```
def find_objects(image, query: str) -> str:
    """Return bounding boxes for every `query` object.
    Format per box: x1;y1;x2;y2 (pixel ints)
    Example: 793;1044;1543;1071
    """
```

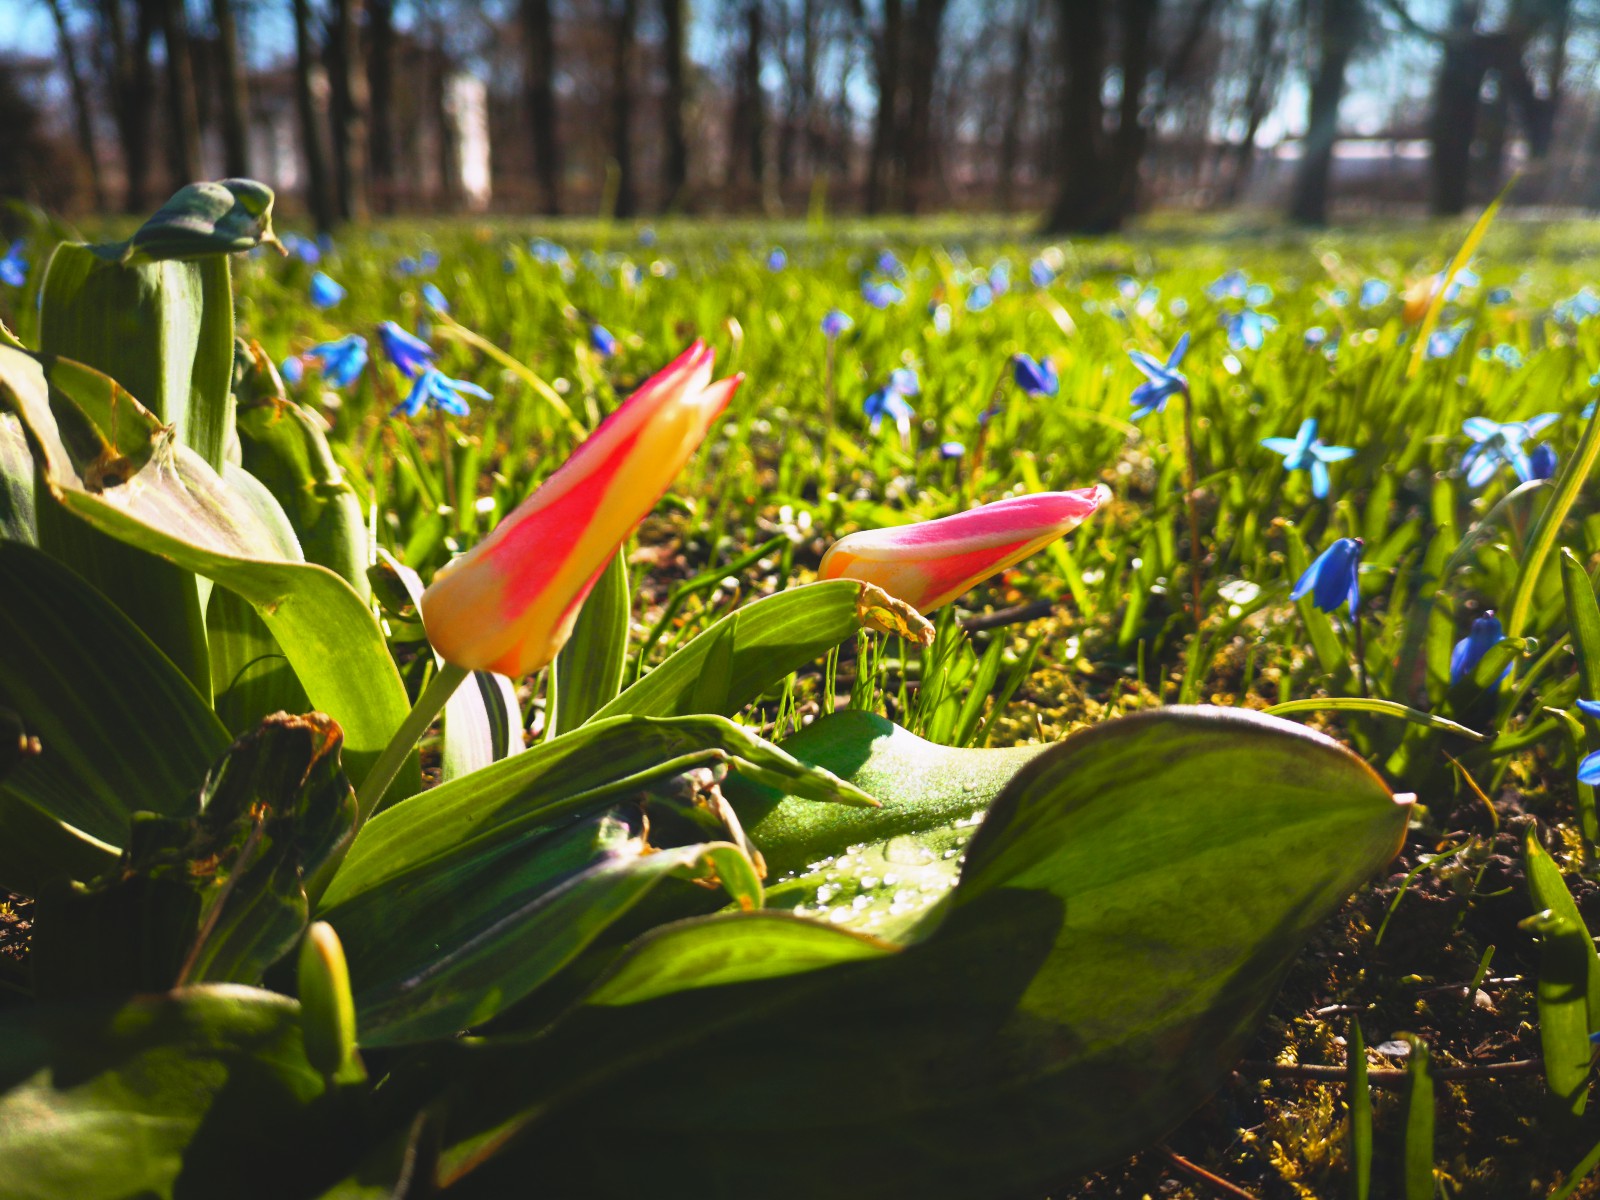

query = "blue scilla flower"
989;260;1011;296
1206;270;1248;301
1460;413;1560;488
393;367;492;419
822;309;853;338
1012;353;1059;398
939;440;965;459
0;241;25;287
1261;417;1356;500
877;250;907;281
378;320;436;379
1115;274;1141;300
1029;258;1056;288
1245;282;1274;307
638;227;658;247
283;233;321;265
965;283;994;312
1225;308;1276;351
1427;319;1472;360
1490;343;1523;368
1291;537;1363;615
862;278;905;309
304;334;369;389
1128;332;1190;421
1487;286;1513;305
1451;612;1508;690
931;303;952;335
589;324;619;357
421;282;450;313
1305;326;1328;346
279;355;305;386
863;386;915;441
887;367;919;397
1359;279;1391;308
1528;442;1559;480
1556;288;1600;325
529;237;569;265
1326;288;1350;309
310;271;346;309
767;247;788;271
1577;700;1600;783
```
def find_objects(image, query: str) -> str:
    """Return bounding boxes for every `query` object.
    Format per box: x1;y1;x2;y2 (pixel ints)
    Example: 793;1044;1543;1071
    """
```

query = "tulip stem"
355;660;470;818
1181;385;1204;628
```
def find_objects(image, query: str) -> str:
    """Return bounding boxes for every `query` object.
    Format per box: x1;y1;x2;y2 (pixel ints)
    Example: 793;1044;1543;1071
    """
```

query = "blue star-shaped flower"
767;247;788;271
377;320;437;379
1206;270;1248;301
1029;258;1056;288
1460;413;1560;488
1359;279;1391;308
1427;319;1473;360
1450;612;1507;691
304;334;369;389
1578;700;1600;783
862;278;905;309
1012;353;1059;398
0;242;26;288
421;283;450;313
589;324;619;357
821;309;853;338
1291;537;1363;615
1225;307;1277;351
1261;417;1356;499
309;271;346;309
1128;332;1190;421
393;367;492;418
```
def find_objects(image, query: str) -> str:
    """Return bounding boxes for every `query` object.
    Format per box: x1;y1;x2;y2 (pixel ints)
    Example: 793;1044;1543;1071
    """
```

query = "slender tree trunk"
864;0;902;214
368;0;395;211
292;0;335;231
1225;0;1279;203
211;0;251;176
660;0;689;210
610;0;638;217
522;0;560;214
996;0;1035;212
159;0;203;183
1288;0;1361;226
117;0;159;212
1042;0;1106;232
329;0;370;220
731;1;766;200
902;0;948;213
432;40;458;211
45;0;105;209
1111;0;1158;221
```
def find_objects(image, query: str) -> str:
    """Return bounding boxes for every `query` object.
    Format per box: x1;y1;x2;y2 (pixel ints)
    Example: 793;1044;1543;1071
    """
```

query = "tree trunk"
1110;0;1158;221
329;0;370;220
660;0;689;210
1042;0;1106;233
432;39;457;211
368;0;395;211
730;1;766;201
211;0;251;177
610;0;638;217
1428;3;1486;217
291;0;335;231
522;0;561;214
113;1;159;212
45;0;105;209
996;0;1035;212
1288;0;1360;226
902;0;948;213
159;0;203;184
1225;0;1279;203
864;0;902;214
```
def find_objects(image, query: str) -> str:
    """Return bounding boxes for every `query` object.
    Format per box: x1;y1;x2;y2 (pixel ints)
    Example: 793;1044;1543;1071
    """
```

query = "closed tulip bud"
817;488;1110;614
298;921;361;1082
420;341;740;677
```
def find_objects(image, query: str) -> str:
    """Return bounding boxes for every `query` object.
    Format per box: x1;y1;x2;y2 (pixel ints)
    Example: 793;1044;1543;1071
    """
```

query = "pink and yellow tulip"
421;340;740;677
817;488;1110;614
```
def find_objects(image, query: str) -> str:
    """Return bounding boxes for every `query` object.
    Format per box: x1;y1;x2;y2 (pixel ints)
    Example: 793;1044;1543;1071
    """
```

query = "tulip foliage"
0;183;1417;1198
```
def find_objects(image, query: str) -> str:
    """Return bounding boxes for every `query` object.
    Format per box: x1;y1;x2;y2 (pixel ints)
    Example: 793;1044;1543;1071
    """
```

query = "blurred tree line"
0;0;1595;229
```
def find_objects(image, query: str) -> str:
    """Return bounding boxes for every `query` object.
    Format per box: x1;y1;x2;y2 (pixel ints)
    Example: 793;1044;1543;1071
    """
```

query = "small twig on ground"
960;598;1060;634
1238;1058;1541;1086
1160;1145;1259;1199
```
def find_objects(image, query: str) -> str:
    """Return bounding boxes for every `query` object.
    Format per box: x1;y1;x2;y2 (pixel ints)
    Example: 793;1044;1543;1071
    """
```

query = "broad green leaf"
0;412;34;542
0;540;227;894
235;340;370;600
206;587;311;736
1509;390;1600;638
1522;909;1593;1118
0;985;343;1200
31;713;356;999
428;707;1409;1196
549;546;630;735
594;580;895;722
0;345;417;805
324;810;756;1046
731;710;1046;877
322;713;875;915
121;178;280;263
588;912;896;1007
1525;823;1600;1033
